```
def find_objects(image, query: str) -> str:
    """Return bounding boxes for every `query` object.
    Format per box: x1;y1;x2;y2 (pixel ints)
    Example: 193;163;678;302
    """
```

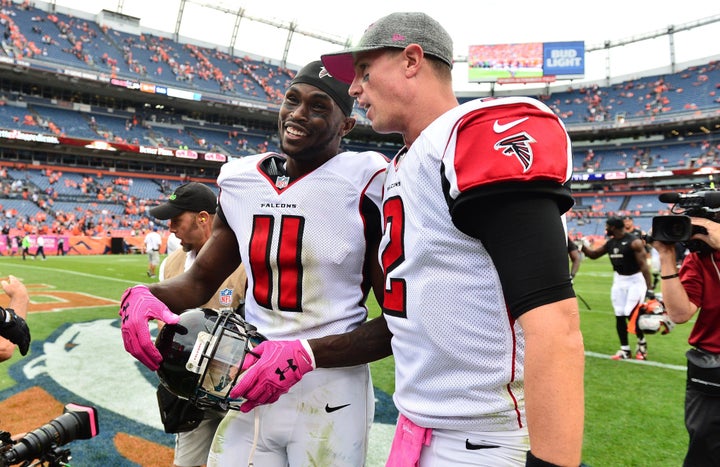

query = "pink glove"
119;285;179;371
230;339;314;412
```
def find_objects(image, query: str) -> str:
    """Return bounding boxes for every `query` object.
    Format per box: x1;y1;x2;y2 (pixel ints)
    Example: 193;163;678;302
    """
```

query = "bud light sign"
543;41;585;78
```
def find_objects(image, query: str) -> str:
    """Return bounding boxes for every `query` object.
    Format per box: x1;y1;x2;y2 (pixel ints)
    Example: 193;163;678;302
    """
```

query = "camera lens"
652;215;692;243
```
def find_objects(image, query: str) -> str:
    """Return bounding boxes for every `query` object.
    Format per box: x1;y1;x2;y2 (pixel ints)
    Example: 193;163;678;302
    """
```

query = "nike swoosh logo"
465;439;499;450
325;403;351;413
493;117;529;133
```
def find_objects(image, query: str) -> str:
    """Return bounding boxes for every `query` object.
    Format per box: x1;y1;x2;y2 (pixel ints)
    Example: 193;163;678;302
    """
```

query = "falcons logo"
493;132;536;172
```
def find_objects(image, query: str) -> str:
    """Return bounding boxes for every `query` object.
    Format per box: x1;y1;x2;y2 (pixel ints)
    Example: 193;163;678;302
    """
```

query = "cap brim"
322;45;404;84
149;203;183;220
321;52;356;84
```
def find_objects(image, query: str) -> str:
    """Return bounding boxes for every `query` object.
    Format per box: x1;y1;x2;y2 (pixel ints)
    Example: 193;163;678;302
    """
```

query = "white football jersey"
218;151;387;340
380;96;573;432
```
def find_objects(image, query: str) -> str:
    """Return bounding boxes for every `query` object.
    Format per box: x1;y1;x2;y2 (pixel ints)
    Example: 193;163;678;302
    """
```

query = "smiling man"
119;60;389;466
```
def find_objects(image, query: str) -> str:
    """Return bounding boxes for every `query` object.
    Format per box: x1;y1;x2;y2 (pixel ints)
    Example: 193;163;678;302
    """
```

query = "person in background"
0;274;31;360
150;181;247;467
166;232;181;256
144;226;162;278
159;231;182;280
649;243;661;290
118;60;388;466
623;216;645;239
21;234;31;261
568;236;582;281
233;13;584;466
10;235;19;257
34;234;46;260
652;215;720;466
582;216;652;359
624;215;658;289
1;223;10;256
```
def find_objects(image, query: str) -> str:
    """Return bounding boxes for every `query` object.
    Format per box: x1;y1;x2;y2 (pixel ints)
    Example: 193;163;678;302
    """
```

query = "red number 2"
381;196;407;317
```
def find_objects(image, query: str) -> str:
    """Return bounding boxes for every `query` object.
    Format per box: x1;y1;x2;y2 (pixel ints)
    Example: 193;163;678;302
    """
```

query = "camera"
650;189;720;252
650;215;699;243
0;403;98;467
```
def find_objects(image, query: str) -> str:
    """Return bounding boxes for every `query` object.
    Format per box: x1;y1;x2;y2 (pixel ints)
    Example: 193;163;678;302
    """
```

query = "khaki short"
174;409;226;466
147;250;160;266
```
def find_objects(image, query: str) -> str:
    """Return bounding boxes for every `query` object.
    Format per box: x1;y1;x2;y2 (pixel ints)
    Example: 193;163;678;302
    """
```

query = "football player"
582;216;652;360
119;60;388;467
233;12;584;467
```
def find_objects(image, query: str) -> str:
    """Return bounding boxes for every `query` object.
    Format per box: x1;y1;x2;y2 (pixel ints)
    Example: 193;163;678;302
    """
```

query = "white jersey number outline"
381;196;407;318
249;214;304;312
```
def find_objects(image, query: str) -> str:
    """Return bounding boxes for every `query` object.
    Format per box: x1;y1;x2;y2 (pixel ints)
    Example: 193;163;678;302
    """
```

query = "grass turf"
0;254;692;466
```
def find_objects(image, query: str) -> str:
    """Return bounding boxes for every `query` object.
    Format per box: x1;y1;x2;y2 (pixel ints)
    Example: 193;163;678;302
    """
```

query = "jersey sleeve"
351;151;387;246
442;98;574;236
353;151;388;213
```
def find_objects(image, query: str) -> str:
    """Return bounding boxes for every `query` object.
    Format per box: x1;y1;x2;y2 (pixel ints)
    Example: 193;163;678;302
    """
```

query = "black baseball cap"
290;60;355;116
321;12;453;84
149;182;217;220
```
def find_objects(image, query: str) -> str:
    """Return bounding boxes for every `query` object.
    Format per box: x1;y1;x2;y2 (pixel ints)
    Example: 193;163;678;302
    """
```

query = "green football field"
0;254;692;466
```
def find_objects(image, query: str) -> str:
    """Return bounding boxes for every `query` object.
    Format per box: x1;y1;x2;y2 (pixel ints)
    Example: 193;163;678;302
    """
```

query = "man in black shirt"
625;215;659;289
582;217;652;359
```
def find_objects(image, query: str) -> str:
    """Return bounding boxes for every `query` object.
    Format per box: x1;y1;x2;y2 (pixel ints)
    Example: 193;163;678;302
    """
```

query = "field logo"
25;283;117;312
0;282;397;466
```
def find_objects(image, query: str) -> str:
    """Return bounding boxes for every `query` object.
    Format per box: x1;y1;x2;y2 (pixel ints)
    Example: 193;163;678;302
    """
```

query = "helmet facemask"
156;308;266;411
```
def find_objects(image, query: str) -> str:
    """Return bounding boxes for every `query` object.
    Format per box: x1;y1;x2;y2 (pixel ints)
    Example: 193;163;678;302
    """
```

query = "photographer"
0;274;31;360
652;216;720;466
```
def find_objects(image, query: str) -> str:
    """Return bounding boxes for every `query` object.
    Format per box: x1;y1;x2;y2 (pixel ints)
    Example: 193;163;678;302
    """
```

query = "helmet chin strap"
247;410;260;466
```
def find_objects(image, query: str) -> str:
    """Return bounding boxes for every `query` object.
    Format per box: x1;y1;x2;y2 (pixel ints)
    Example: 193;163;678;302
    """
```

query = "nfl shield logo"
276;175;290;189
219;288;233;307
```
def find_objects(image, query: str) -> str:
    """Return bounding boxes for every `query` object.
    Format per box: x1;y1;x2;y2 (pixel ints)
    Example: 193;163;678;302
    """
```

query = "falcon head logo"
493;132;536;172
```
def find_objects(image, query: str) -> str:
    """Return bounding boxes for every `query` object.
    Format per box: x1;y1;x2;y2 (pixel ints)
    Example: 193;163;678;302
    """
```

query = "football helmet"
155;307;266;411
634;298;675;335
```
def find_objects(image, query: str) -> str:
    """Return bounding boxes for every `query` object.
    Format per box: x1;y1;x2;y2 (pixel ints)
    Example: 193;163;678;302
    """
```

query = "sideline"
4;260;142;286
585;351;686;371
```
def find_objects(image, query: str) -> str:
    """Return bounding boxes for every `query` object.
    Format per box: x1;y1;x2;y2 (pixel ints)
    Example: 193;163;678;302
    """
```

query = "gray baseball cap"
321;12;453;84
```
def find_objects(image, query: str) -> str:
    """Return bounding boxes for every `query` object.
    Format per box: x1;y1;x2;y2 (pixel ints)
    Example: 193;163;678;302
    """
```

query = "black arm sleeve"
455;192;576;319
361;193;382;246
216;203;228;225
